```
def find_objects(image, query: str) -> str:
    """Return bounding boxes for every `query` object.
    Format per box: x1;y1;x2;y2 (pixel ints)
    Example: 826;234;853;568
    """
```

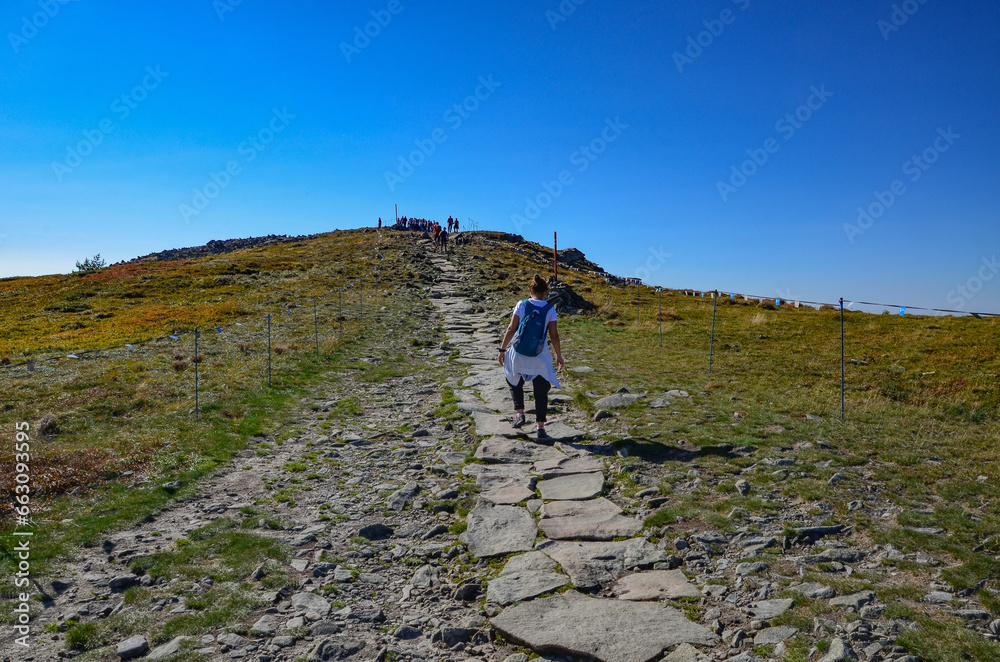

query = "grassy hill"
2;228;999;661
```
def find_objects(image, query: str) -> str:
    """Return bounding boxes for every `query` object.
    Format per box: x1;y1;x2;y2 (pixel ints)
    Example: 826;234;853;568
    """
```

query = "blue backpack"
513;300;553;357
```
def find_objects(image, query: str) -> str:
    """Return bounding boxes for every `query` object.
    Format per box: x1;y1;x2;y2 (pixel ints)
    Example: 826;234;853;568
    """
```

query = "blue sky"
2;0;998;314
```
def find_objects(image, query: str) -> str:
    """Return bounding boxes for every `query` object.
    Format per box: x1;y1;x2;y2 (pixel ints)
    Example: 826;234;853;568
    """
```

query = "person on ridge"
498;275;564;440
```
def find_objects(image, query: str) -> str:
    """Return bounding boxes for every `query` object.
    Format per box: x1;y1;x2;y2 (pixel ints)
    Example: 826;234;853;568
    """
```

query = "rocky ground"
5;240;999;662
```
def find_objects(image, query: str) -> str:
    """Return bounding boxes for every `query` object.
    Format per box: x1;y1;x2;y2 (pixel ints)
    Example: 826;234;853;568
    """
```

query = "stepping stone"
537;472;604;500
472;412;526;438
458;401;499;415
461;501;537;558
487;554;570;605
502;551;558;573
754;626;798;645
595;393;644;409
648;399;671;409
829;590;875;609
539;421;586;441
481;480;536;505
534;455;604;478
491;590;716;662
539;512;642;541
664;643;712;662
291;592;331;616
475;436;566;464
568;366;594;373
748;598;793;620
540;539;666;590
463;464;532;490
540;497;621;519
791;582;836;599
612;570;702;601
487;568;570;605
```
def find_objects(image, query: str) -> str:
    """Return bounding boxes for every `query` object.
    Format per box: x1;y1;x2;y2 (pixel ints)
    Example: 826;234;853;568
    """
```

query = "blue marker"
169;335;179;340
899;306;906;316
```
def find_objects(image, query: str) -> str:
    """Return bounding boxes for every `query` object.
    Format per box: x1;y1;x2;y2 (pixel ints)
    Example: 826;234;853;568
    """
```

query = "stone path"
11;238;991;662
428;249;717;662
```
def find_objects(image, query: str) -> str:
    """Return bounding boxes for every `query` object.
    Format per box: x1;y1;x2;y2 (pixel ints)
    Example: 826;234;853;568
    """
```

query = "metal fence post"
194;329;200;418
840;298;846;420
709;290;718;377
658;288;663;347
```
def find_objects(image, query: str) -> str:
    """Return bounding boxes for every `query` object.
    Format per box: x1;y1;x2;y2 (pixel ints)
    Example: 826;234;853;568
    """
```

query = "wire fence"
473;234;999;420
0;229;397;423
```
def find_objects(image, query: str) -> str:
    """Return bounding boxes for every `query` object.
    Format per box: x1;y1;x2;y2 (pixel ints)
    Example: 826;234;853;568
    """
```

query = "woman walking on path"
498;275;564;440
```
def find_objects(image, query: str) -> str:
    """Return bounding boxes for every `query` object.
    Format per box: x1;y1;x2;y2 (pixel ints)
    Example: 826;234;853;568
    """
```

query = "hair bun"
530;274;549;295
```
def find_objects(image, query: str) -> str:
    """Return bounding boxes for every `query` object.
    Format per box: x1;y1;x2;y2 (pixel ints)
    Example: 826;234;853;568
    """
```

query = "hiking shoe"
512;413;526;429
535;425;549;440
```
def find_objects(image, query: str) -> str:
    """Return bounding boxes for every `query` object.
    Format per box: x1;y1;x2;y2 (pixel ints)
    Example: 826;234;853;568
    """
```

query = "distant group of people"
389;215;460;234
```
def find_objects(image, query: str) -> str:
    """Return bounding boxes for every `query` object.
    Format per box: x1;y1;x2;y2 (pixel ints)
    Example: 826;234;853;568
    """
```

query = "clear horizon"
2;0;998;315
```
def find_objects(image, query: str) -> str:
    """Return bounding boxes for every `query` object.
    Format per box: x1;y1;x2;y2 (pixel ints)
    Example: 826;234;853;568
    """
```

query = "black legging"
507;376;551;422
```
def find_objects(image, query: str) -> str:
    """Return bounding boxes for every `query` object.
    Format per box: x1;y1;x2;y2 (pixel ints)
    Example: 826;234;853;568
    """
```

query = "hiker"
440;228;448;253
454;218;459;232
377;217;382;229
498;275;564;440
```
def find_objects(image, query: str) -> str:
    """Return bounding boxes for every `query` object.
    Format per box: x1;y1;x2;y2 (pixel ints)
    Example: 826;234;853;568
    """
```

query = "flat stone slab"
540;513;643;541
502;551;557;573
458;401;499;415
534;455;604;478
540;497;621;519
463;464;533;490
291;591;331;616
664;643;712;662
568;366;594;373
473;412;525;438
491;590;716;662
612;570;702;601
748;598;793;620
754;626;798;645
487;568;570;606
476;436;566;464
540;539;666;590
537;472;604;500
791;582;836;599
462;501;537;558
541;421;586;441
481;480;537;505
595;393;644;409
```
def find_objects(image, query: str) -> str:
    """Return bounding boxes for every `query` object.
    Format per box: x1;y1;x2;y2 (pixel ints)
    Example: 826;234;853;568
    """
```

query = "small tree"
74;254;106;275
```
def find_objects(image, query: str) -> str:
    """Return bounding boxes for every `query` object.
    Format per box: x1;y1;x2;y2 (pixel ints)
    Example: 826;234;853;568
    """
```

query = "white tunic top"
503;298;561;388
